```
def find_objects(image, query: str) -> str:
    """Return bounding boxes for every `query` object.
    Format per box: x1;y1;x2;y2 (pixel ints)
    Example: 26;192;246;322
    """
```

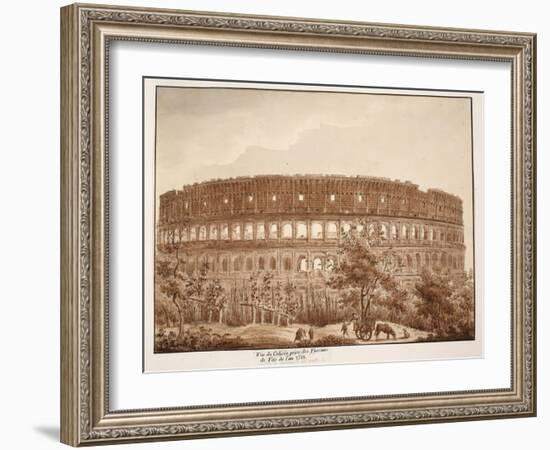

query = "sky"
155;85;474;269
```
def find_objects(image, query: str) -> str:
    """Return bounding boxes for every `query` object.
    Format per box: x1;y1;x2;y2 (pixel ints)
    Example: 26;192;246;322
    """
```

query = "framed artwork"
60;3;536;446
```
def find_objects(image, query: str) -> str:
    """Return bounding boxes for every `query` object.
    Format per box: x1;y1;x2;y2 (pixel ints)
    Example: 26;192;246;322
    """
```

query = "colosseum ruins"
157;175;466;288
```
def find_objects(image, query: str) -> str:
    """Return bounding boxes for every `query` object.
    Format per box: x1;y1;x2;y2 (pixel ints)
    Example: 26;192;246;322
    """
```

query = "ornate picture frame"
60;3;536;446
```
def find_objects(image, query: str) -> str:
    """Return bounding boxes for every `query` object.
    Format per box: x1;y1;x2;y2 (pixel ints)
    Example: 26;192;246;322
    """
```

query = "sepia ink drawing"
147;80;478;366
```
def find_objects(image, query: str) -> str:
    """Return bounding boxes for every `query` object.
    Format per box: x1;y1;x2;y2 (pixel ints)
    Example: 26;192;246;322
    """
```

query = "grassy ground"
159;321;429;351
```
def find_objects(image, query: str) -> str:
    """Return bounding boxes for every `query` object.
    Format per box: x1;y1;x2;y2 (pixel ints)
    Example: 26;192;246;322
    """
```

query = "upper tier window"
312;222;323;239
269;223;278;239
282;223;292;239
296;222;307;239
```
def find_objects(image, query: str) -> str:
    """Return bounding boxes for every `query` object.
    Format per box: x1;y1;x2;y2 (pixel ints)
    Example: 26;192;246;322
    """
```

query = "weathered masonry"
157;175;465;285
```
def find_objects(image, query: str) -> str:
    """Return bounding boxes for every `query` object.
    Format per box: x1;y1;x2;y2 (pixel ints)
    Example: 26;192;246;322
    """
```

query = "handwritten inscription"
255;348;329;365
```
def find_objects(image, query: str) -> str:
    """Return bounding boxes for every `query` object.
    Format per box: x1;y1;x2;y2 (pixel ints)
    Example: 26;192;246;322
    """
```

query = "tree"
447;272;475;338
281;280;299;325
381;288;408;323
204;278;227;323
328;221;399;321
156;250;188;338
156;247;223;337
414;269;455;336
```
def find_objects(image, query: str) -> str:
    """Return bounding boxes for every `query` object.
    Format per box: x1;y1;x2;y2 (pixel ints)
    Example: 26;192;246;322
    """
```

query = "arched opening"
209;225;217;240
190;226;197;241
208;256;216;272
296;222;307;239
256;223;265;239
269;223;278;239
311;222;323;239
402;225;409;239
368;223;375;237
245;257;253;271
283;256;292;271
282;223;293;239
327;222;338;239
269;256;277;271
416;253;421;268
407;254;413;270
232;224;241;240
391;224;398;240
221;257;228;272
313;257;323;271
220;224;229;240
297;256;308;272
258;256;265;271
341;222;351;235
326;257;336;272
199;225;207;241
379;224;388;240
233;257;242;272
244;223;253;240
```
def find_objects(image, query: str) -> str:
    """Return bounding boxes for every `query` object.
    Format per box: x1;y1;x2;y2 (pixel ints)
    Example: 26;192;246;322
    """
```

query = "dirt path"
164;321;429;347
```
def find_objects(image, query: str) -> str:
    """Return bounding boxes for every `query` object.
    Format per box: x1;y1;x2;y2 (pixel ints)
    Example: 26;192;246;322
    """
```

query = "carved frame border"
60;3;536;446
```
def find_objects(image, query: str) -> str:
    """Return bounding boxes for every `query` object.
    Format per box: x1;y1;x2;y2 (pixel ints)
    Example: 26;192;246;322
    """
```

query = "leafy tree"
204;278;227;323
156;250;188;337
258;272;274;324
246;272;261;324
156;248;225;336
447;272;475;338
281;280;299;325
381;288;409;323
328;221;399;321
414;269;455;336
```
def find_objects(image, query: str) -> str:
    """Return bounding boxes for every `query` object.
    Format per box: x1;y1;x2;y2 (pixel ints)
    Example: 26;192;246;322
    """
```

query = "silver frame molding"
60;3;536;446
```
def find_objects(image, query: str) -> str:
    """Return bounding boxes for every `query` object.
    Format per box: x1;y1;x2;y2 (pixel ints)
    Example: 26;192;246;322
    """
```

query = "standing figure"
402;328;410;339
350;312;359;334
341;321;349;337
308;327;315;341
